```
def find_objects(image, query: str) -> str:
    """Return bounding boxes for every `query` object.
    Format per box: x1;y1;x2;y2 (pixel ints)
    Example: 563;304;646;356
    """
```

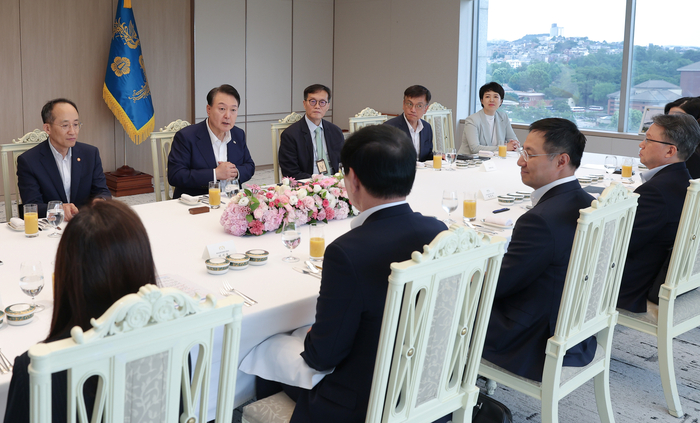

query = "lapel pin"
77;158;81;162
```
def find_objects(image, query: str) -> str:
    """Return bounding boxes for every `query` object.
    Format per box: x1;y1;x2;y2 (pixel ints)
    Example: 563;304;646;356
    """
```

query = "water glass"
47;201;64;238
19;260;45;311
441;191;458;224
281;221;301;263
223;178;240;199
445;148;457;170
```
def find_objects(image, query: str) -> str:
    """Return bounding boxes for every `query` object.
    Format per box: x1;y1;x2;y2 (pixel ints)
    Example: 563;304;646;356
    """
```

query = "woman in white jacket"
458;82;519;155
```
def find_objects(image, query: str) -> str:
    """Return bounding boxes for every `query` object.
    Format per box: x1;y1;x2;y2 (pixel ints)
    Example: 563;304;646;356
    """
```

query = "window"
473;0;700;134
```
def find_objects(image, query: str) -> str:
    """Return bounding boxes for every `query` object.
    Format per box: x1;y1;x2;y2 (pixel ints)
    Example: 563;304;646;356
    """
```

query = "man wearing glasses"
384;85;433;162
278;84;344;180
617;113;700;311
482;118;597;381
17;98;111;221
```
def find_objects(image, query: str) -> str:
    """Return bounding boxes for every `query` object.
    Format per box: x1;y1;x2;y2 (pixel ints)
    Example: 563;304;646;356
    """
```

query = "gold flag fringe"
103;83;154;145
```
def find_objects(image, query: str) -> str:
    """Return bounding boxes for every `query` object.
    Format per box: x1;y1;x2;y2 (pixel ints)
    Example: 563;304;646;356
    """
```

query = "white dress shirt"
350;200;408;229
48;140;72;202
206;118;232;181
403;115;424;157
531;175;577;207
640;163;671;183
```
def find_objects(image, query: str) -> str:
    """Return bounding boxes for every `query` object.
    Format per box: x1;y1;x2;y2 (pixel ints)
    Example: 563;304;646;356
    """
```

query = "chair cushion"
617;288;700;327
481;343;606;387
242;391;295;423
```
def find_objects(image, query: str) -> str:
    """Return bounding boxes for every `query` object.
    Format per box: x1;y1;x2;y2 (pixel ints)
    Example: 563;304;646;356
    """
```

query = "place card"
481;161;497;172
202;240;237;259
479;187;498;201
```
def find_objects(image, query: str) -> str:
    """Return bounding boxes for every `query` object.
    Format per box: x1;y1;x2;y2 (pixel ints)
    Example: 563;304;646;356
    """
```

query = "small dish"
7;222;24;232
506;193;524;203
246;249;270;266
578;177;592;186
515;190;532;199
205;258;230;275
497;195;515;206
5;303;36;326
226;253;250;270
0;310;4;326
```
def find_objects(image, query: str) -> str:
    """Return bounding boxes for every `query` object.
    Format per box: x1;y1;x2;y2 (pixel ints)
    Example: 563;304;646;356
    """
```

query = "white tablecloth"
0;151;640;419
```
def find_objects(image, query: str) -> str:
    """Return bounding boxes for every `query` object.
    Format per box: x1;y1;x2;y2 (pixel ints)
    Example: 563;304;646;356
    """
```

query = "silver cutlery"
0;349;12;373
473;224;501;233
293;267;322;279
219;287;252;306
304;260;322;275
222;281;258;304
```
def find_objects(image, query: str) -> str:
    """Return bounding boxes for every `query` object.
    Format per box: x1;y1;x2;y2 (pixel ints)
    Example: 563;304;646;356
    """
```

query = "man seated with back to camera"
256;125;446;423
482;118;597;381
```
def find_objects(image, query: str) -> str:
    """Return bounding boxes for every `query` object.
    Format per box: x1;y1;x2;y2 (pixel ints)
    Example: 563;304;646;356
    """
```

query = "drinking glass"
621;158;634;184
309;223;325;261
281;221;301;263
19;260;45;311
463;192;477;223
498;143;507;159
604;155;617;181
433;151;443;171
209;181;221;208
24;204;39;238
223;178;240;199
445;148;457;170
46;201;64;238
441;191;458;224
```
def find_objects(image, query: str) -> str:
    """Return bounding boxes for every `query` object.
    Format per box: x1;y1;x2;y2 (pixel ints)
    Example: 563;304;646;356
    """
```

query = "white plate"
481;219;514;230
7;222;24;232
179;198;200;206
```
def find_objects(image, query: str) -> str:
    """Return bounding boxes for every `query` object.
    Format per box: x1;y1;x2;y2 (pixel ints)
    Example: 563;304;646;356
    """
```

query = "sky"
487;0;700;48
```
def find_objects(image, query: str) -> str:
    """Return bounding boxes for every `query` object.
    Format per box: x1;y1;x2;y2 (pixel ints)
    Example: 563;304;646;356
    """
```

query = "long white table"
0;152;641;419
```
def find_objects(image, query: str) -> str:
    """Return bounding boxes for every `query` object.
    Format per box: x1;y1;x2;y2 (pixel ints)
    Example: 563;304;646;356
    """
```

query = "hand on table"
507;139;520;151
62;203;79;222
216;161;238;180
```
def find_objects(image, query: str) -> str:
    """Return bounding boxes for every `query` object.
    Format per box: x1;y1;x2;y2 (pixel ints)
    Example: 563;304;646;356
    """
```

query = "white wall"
194;0;335;166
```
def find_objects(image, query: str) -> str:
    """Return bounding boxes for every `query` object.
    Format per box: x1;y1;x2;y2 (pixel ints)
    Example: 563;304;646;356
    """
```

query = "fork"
0;349;12;373
222;281;258;305
219;287;252;306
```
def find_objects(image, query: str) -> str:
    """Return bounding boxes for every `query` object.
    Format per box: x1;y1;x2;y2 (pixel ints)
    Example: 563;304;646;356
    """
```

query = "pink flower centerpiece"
220;174;355;236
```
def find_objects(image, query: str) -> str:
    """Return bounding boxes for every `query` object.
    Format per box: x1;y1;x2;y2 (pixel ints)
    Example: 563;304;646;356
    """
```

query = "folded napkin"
179;194;199;205
10;217;24;228
239;325;334;389
416;161;426;168
483;216;513;227
478;150;495;157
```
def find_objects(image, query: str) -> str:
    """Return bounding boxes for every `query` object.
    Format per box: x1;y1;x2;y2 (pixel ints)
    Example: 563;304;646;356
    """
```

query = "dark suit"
383;114;433;162
483;180;597;381
617;162;691;312
290;204;445;423
16;141;111;217
685;147;700;179
168;120;255;198
278;117;344;179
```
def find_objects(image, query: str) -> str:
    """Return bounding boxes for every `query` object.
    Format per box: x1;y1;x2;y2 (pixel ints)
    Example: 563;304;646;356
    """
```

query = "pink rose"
322;199;329;207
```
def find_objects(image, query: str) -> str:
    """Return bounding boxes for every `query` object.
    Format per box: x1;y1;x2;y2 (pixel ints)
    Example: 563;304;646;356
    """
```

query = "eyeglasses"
519;149;561;162
404;101;427;111
53;122;83;131
643;137;676;147
305;99;328;107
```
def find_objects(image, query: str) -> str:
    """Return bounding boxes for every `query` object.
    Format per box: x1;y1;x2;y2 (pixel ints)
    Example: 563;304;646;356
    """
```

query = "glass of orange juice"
309;223;325;261
209;181;221;208
498;143;507;159
24;204;39;238
433;151;443;171
463;192;477;222
621;158;633;184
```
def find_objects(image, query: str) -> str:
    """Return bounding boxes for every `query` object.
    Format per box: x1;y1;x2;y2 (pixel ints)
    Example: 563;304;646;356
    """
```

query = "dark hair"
673;98;700;121
304;84;332;102
41;98;79;124
479;82;505;108
651;114;700;161
341;125;416;199
403;85;431;103
664;97;691;115
207;84;241;106
529;118;586;169
48;200;157;341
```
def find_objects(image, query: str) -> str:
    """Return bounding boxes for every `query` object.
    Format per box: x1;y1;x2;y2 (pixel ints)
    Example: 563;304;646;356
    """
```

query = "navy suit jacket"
168;120;255;198
483;180;597;381
383;114;433;162
292;204;445;423
16;140;111;217
617;162;691;312
278;117;344;179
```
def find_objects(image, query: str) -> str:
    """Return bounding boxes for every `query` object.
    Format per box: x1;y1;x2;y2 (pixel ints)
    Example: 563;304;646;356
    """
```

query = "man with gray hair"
617;113;700;312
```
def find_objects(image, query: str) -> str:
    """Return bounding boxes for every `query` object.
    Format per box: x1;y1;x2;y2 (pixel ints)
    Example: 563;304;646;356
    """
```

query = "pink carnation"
302;196;315;210
248;220;265;236
321;178;335;188
335;201;350;219
322;199;329;207
324;206;335;220
266;191;275;199
317;208;326;221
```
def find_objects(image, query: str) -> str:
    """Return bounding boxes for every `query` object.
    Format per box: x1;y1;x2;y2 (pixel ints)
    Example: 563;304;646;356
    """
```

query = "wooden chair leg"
658;334;683;417
540;385;558;423
593;369;614;423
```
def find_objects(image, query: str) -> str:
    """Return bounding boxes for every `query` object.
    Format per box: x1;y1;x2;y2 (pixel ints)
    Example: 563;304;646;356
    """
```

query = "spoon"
305;260;321;274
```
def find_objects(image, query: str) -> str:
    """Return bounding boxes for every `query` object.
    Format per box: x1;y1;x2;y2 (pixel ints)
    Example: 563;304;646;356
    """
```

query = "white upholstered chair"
617;178;700;417
242;225;506;423
479;182;639;423
348;107;388;133
423;102;455;152
271;112;304;184
29;284;243;423
150;120;190;202
1;129;46;220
